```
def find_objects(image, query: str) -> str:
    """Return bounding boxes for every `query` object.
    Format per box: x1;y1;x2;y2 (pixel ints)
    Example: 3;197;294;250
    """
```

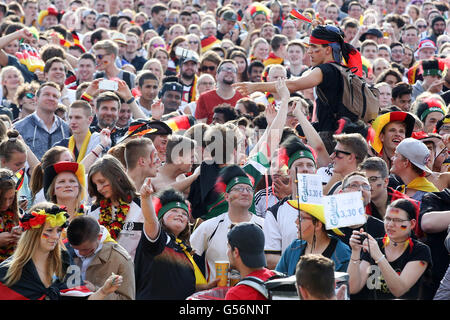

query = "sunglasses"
95;53;110;60
152;44;165;48
189;41;199;45
25;92;35;99
417;25;427;29
201;65;216;71
333;149;352;158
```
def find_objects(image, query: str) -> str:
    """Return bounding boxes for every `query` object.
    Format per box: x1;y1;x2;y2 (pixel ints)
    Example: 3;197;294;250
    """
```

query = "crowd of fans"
0;0;449;301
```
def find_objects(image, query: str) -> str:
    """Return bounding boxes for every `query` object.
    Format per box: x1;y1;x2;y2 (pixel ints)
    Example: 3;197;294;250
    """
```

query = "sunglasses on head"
25;92;35;99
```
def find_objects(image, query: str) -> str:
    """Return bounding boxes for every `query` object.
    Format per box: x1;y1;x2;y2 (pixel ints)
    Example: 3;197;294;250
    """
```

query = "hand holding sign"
297;173;323;205
324;191;366;230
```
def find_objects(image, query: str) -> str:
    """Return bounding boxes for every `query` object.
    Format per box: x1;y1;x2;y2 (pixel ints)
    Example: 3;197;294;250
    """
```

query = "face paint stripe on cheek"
42;232;50;239
400;225;407;230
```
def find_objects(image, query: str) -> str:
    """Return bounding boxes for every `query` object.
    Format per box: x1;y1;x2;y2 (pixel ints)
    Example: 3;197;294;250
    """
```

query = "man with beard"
195;60;243;124
260;23;276;43
248;61;265;83
178;55;200;106
427;16;446;45
89;91;127;147
370;111;415;170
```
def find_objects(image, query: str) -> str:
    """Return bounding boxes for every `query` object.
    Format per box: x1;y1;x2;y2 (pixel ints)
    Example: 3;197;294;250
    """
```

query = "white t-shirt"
253;186;279;218
263;200;299;254
88;200;143;261
190;212;264;282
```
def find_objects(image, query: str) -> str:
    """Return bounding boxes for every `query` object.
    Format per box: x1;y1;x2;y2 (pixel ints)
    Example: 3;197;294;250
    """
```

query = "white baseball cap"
396;138;432;173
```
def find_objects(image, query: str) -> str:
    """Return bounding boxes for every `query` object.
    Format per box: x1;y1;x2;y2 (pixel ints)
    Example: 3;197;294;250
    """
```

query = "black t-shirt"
314;63;358;132
359;238;432;300
134;228;196;300
339;215;386;247
419;189;450;298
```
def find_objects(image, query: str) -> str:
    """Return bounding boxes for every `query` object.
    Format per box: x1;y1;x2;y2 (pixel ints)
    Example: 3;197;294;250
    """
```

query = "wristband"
92;149;99;158
81;92;93;102
125;96;135;104
375;255;386;264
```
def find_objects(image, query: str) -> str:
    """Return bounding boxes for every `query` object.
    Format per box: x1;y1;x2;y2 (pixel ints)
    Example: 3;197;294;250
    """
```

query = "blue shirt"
275;235;351;275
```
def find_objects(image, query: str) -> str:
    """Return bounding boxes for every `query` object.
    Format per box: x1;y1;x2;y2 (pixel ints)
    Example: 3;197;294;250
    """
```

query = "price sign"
297;173;323;205
324;191;366;230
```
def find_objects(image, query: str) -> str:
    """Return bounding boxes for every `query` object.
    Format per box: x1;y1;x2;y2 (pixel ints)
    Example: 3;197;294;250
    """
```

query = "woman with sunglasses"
347;199;432;300
13;82;39;122
276;201;351;276
146;36;166;60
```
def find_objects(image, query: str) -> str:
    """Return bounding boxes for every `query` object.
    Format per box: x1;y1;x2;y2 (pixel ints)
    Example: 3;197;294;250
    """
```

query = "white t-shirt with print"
190;212;264;282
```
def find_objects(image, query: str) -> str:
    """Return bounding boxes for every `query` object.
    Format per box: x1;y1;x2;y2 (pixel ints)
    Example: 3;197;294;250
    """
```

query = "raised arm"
292;99;331;168
249;78;289;160
140;178;160;240
116;80;146;120
232;67;323;97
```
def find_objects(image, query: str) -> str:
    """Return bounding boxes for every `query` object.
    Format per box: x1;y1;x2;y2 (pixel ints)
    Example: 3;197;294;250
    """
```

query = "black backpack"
236;270;290;300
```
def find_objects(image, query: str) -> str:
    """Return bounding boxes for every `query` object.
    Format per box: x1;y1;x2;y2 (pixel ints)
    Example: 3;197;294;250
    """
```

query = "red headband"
309;36;335;45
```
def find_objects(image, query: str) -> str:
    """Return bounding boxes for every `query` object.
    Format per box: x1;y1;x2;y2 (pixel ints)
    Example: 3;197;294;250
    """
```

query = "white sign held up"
296;173;323;205
324;191;366;230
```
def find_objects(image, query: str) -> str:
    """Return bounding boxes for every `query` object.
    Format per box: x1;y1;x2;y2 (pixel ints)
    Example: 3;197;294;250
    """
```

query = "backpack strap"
236;277;269;299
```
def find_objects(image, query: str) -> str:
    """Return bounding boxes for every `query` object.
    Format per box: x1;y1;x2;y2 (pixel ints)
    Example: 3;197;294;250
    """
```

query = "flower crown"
19;205;69;231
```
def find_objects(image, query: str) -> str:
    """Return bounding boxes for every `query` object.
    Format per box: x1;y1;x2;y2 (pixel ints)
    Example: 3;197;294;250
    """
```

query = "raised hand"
151;99;164;120
140;177;154;200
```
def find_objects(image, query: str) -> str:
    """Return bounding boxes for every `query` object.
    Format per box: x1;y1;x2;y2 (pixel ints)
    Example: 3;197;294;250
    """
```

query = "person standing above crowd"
195;60;243;124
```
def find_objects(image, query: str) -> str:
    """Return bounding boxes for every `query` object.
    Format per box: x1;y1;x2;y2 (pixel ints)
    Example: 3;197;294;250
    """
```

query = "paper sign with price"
324;191;366;230
296;173;323;205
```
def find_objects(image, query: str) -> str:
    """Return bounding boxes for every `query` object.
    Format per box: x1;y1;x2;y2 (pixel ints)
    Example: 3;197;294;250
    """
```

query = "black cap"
227;222;266;268
159;81;183;98
359;28;383;42
145;120;173;136
222;10;237;22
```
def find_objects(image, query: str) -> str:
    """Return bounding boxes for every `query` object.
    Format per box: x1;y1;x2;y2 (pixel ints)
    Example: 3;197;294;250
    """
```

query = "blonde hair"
1;66;24;98
2;202;66;287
